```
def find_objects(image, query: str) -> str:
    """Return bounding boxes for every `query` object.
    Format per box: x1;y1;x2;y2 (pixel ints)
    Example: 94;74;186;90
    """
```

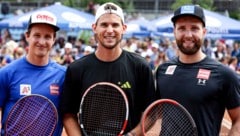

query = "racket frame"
141;99;198;136
79;82;129;136
4;94;58;136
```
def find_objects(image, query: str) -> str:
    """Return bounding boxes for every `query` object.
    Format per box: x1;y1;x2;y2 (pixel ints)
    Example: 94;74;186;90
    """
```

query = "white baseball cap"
28;11;59;31
64;42;73;49
84;46;93;52
95;2;124;23
152;42;159;49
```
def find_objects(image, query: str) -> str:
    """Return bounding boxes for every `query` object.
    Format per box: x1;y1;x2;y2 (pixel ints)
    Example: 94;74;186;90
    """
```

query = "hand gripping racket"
141;99;198;136
79;82;129;136
4;94;58;136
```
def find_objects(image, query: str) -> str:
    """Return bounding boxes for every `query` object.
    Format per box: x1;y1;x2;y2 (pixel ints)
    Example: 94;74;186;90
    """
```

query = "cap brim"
28;23;60;32
171;14;205;26
52;25;60;31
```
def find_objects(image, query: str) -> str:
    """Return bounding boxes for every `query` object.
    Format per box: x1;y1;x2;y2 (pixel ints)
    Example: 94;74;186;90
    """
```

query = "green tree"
171;0;215;11
171;0;192;10
62;0;75;7
60;0;134;12
229;10;240;20
119;0;135;13
77;0;118;8
195;0;215;10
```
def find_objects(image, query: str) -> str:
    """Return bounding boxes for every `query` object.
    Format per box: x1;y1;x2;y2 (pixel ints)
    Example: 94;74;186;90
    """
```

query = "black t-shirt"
156;56;240;136
61;50;156;132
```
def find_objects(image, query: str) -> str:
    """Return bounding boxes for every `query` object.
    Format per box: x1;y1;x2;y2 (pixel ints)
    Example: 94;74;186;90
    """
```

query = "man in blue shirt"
0;11;66;136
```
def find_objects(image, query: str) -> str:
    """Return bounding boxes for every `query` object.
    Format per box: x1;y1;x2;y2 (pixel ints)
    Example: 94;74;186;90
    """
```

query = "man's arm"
63;113;82;136
228;107;240;136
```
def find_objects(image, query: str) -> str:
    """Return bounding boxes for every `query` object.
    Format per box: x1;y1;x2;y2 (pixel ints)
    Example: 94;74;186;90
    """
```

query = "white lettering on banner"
207;27;229;34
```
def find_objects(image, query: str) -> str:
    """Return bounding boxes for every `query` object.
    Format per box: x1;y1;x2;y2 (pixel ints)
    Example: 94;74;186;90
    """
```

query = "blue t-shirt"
0;57;66;136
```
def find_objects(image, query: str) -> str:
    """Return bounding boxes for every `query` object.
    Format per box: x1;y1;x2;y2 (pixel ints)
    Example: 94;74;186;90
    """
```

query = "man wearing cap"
60;2;156;136
156;5;240;135
0;11;66;136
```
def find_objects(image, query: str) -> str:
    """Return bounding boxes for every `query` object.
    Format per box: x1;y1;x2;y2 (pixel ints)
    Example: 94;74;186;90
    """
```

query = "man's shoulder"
49;60;66;72
67;53;95;69
123;50;146;61
0;57;24;70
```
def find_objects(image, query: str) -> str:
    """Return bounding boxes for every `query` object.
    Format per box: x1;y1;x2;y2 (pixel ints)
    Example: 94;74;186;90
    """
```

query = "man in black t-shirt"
60;2;156;136
156;5;240;136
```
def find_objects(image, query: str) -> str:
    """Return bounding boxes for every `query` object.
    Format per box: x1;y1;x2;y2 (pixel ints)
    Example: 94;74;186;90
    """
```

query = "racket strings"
143;103;196;136
81;85;127;135
5;95;57;136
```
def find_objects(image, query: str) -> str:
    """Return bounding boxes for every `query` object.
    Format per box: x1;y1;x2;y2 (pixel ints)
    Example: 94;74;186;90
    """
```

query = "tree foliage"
62;0;74;7
118;0;135;13
76;0;118;8
61;0;134;12
229;10;240;20
170;0;240;20
195;0;215;10
171;0;192;10
171;0;215;10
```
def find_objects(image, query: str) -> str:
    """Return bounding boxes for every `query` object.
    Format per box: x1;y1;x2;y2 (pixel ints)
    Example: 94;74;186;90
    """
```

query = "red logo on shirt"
50;84;59;95
197;69;211;80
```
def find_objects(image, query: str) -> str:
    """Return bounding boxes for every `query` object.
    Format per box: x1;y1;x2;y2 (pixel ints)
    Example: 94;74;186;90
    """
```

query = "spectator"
0;45;13;67
61;42;75;66
87;0;95;14
13;46;25;60
202;38;213;58
1;29;12;45
212;39;227;61
83;45;94;56
228;56;238;72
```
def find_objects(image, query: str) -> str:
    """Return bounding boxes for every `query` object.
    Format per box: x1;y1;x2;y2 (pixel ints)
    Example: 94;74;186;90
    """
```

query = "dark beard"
176;38;202;55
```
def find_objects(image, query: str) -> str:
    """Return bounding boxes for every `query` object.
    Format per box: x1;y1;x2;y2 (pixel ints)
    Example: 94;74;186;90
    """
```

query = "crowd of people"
1;27;240;75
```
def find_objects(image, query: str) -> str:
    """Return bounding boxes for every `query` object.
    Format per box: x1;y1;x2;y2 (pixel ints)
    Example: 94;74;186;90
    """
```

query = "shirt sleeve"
0;67;10;107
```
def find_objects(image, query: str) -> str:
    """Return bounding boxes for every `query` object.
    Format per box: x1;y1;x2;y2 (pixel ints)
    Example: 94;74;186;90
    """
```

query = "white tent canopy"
151;9;240;40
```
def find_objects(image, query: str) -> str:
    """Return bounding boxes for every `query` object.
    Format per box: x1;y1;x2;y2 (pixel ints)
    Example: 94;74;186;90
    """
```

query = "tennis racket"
78;82;129;136
141;99;198;136
4;94;58;136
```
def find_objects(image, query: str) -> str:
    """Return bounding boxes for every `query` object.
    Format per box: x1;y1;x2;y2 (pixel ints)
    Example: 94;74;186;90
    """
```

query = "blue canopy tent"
0;2;95;31
151;9;240;40
125;17;153;38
